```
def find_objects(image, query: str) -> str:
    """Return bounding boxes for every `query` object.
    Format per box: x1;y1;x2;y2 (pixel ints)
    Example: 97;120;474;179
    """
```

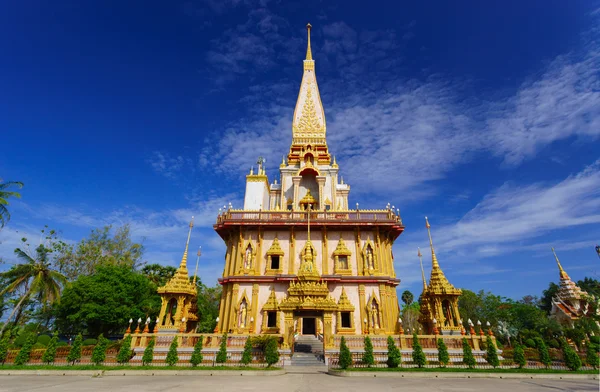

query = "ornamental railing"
216;209;402;225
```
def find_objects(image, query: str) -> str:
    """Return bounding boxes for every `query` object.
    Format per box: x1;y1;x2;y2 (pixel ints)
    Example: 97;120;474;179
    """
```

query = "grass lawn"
333;367;597;374
0;364;281;371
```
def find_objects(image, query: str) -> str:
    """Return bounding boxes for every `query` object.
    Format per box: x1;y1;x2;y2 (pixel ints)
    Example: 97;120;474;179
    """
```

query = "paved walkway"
0;374;597;391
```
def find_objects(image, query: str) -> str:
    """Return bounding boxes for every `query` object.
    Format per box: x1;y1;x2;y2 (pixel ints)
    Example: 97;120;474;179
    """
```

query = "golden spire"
306;23;313;60
193;246;201;285
179;216;194;270
552;247;570;280
418;247;427;291
425;216;440;269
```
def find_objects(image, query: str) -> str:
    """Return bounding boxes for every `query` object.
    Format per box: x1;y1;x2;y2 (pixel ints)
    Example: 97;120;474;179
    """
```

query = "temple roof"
552;248;587;301
157;218;197;297
423;217;461;296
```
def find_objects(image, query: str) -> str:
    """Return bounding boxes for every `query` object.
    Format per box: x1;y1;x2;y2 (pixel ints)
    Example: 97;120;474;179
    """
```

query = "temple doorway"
302;317;316;335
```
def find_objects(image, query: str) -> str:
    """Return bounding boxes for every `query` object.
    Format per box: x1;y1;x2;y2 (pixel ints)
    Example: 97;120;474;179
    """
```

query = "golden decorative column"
292;176;301;210
283;311;294;349
251;284;259;333
216;285;227;333
316;176;326;210
227;284;239;332
358;284;366;334
323;311;334;348
255;228;263;275
354;228;363;276
322;227;328;275
288;227;295;274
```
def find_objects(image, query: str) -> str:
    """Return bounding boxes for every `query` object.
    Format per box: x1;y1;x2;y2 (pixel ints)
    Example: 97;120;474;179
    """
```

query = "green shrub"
534;338;551;369
412;333;426;368
548;339;560;349
586;341;599;370
165;337;179;366
590;336;600;345
386;335;401;368
513;344;526;369
191;336;204;367
462;338;476;369
0;335;10;365
14;334;36;365
56;341;68;347
91;334;109;365
240;337;252;365
142;337;155;366
116;335;133;364
561;339;581;371
216;334;228;363
362;336;375;367
36;335;52;347
485;336;499;368
32;342;46;350
13;332;34;348
524;338;536;348
82;338;97;346
264;338;279;367
41;332;59;364
437;338;449;368
339;336;352;369
66;334;83;365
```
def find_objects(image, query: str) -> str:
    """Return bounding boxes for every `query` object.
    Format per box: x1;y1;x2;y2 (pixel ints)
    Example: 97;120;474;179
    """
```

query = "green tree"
264;337;279;367
401;301;422;333
0;180;23;228
141;264;176;288
55;265;160;336
586;341;599;370
437;338;449;368
401;290;414;306
561;339;581;371
41;332;59;364
513;344;526;369
0;335;9;364
576;277;600;298
14;334;36;365
142;337;155;366
412;333;426;368
165;337;179;366
362;335;375;367
216;334;228;363
386;335;401;368
196;283;222;333
462;338;476;369
91;334;109;365
0;236;68;336
534;337;551;368
116;335;133;364
53;224;145;280
66;333;82;365
539;282;559;314
338;336;352;369
191;336;204;367
485;336;499;368
240;337;252;365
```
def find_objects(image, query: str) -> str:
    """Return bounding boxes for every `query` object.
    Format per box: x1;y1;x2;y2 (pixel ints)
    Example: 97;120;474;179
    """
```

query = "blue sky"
1;1;599;300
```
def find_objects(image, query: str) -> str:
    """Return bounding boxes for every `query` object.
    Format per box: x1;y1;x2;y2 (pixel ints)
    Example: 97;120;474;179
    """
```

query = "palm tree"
0;245;68;336
0;180;24;228
401;290;414;306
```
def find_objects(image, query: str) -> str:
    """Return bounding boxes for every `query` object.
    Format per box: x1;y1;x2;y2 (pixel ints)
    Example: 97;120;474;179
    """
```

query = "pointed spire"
552;247;570;280
425;216;440;269
418;247;427;291
306;23;313;60
193;246;201;285
179;217;194;270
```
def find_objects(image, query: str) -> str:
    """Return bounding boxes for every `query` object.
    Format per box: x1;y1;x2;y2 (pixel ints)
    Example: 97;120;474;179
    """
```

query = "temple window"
341;312;351;328
265;236;284;275
333;237;352;275
271;255;280;270
339;255;348;270
267;311;277;328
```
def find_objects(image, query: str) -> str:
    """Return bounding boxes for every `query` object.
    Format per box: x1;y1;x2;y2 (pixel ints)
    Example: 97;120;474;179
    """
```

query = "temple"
213;24;404;351
549;248;593;327
418;217;463;335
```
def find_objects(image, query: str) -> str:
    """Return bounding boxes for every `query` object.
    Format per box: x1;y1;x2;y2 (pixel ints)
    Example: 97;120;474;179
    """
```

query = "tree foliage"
41;332;59;364
401;290;414;306
264;337;279;367
412;333;426;368
437;338;449;368
141;264;176;288
91;334;109;365
0;335;9;364
165;337;179;366
0;180;23;228
14;334;36;365
339;336;352;369
534;337;551;368
55;265;160;336
462;338;476;369
240;337;252;365
191;336;204;366
117;335;133;364
485;335;499;368
586;340;599;370
66;333;83;365
401;301;422;334
386;335;401;368
142;337;155;366
216;334;228;363
362;335;375;367
540;282;559;315
513;344;526;368
561;339;581;371
196;283;222;333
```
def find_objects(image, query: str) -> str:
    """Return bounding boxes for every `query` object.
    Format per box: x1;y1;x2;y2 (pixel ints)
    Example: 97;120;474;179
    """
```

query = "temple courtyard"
0;374;597;392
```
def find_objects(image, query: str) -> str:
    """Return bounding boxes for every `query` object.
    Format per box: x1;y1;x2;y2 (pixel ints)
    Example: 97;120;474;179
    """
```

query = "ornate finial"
425;217;440;269
281;156;286;167
306;23;313;61
193;246;201;285
179;216;194;270
418;247;427;291
551;247;570;280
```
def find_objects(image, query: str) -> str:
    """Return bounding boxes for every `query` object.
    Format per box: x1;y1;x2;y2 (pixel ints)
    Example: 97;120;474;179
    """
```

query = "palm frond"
0;181;24;190
13;248;36;264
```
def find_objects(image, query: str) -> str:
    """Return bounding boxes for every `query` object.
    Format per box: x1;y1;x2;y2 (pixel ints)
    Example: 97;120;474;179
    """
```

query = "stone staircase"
290;335;325;368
